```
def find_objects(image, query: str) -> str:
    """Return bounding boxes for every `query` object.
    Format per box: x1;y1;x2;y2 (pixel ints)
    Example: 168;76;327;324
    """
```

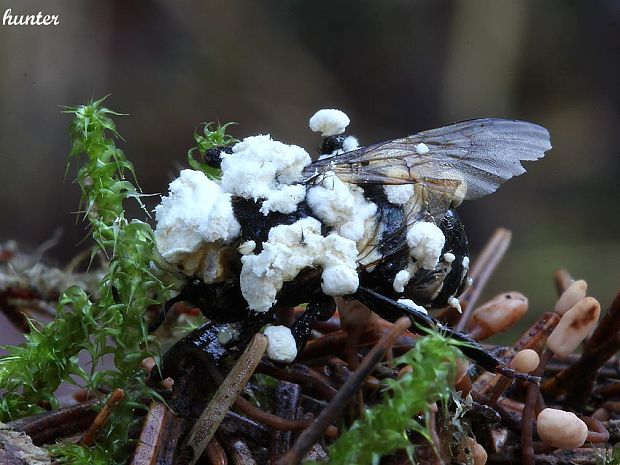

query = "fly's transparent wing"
304;118;552;201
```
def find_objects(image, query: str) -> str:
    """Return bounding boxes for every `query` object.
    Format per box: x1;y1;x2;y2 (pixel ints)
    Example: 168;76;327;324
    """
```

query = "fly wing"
304;118;551;201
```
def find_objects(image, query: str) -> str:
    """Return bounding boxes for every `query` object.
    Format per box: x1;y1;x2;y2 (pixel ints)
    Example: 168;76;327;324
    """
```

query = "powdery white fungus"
342;135;359;152
154;169;240;264
264;325;298;363
240;217;359;312
309;109;350;137
220;135;311;215
443;252;456;263
306;171;377;242
460;256;470;283
384;184;415;206
321;261;359;296
398;299;428;315
406;221;446;270
259;184;307;215
415;143;429;154
393;269;411;293
238;240;256;255
448;296;462;313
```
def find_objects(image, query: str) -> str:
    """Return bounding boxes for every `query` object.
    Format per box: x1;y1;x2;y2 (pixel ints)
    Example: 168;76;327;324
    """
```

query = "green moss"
187;121;237;178
0;97;171;463
324;331;461;465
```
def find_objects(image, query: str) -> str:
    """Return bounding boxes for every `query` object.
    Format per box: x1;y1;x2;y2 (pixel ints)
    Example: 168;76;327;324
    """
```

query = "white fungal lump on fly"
384;183;415;206
263;325;298;363
406;221;446;270
397;299;428;315
308;109;350;137
240;217;358;313
154;169;240;264
220;134;311;215
393;269;411;293
306;171;377;243
414;142;429;154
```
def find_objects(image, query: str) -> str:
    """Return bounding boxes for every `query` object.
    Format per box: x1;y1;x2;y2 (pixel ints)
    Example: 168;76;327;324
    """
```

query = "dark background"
1;0;619;340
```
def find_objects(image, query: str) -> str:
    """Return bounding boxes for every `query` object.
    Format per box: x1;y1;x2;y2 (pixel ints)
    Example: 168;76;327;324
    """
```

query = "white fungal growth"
398;299;428;315
220;135;311;214
264;325;298;362
259;184;307;215
415;143;429;154
309;109;350;137
448;296;462;313
443;252;456;263
306;171;377;242
384;183;415;205
238;240;256;255
406;221;446;270
342;135;359;152
240;217;359;313
393;269;411;293
154;169;240;264
321;264;359;296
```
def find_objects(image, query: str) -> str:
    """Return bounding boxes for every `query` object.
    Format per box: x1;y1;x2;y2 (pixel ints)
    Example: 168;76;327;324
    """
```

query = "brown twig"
222;435;257;465
179;333;267;465
7;399;98;445
490;446;603;464
203;357;339;440
453;228;512;331
277;317;412;465
581;415;610;443
207;437;229;465
426;403;444;464
233;396;338;439
257;361;337;400
593;381;620;397
521;349;553;465
270;381;302;463
130;402;170;465
80;388;125;446
219;412;270;445
553;269;574;296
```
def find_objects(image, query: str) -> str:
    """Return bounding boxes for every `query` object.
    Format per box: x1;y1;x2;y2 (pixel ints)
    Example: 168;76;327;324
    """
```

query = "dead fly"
150;113;551;380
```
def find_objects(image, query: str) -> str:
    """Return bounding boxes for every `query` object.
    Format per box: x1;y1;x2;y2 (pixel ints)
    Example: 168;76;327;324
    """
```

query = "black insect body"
155;118;551;377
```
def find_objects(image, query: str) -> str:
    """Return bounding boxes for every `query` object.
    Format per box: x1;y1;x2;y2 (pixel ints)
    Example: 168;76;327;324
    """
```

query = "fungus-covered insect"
152;110;550;376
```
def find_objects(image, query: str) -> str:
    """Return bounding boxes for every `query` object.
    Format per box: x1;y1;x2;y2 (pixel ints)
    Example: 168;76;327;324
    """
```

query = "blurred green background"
0;0;618;341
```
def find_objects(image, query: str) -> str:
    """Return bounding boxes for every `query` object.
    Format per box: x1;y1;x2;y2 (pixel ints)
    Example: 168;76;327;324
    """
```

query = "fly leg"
354;286;539;383
154;311;275;384
290;296;336;355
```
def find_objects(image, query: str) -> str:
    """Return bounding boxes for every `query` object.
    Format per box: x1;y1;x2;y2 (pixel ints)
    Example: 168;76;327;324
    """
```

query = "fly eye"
321;135;346;155
204;146;232;168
